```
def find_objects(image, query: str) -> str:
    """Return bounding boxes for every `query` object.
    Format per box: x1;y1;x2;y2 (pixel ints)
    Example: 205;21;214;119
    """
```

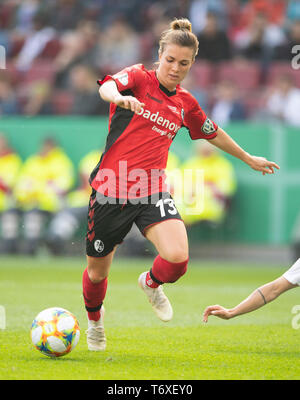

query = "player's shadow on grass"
26;356;87;362
26;352;116;363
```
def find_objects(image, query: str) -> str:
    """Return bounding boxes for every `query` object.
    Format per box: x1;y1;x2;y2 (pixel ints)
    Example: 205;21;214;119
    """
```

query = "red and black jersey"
90;64;218;199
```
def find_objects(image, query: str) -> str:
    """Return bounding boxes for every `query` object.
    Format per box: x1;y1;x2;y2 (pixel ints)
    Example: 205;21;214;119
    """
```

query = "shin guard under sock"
82;268;107;321
146;255;189;286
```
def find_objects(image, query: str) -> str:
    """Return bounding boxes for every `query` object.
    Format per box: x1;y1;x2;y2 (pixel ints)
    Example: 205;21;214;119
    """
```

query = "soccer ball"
30;307;80;357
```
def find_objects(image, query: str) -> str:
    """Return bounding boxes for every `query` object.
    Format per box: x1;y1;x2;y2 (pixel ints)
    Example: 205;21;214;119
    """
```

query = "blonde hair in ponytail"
170;18;192;32
158;18;199;60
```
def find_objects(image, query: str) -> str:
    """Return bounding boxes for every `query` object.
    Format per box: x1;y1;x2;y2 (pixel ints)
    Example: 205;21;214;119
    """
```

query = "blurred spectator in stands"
13;137;75;255
0;76;20;115
46;149;100;255
144;16;171;64
15;11;56;72
95;17;141;74
175;140;236;227
0;134;22;254
273;19;300;61
54;19;99;89
14;0;41;35
196;12;232;63
69;64;108;115
98;0;152;33
22;80;53;115
0;0;17;30
286;0;300;21
189;0;228;35
47;0;85;33
210;80;246;125
264;74;300;127
234;12;286;62
235;0;286;31
2;0;298;120
181;73;208;110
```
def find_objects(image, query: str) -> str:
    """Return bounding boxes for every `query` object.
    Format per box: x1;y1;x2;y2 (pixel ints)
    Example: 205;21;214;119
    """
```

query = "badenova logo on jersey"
136;107;181;140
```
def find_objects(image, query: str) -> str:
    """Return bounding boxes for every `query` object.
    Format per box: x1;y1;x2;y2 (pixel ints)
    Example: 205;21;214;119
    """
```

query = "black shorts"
86;190;182;257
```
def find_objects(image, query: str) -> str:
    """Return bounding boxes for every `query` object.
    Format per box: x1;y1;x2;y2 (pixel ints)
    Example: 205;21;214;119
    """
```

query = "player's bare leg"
138;220;189;321
145;219;189;263
83;248;117;351
86;249;116;282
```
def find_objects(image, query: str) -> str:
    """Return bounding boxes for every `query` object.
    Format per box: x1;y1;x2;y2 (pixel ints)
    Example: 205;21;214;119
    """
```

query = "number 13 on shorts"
156;198;178;217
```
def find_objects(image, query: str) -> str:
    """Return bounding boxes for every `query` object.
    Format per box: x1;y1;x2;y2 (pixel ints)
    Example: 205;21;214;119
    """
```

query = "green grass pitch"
0;255;299;380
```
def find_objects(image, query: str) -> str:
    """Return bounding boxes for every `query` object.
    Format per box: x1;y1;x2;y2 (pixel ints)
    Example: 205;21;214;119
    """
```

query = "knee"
162;247;189;264
88;269;107;284
87;259;109;283
169;257;189;282
152;254;189;284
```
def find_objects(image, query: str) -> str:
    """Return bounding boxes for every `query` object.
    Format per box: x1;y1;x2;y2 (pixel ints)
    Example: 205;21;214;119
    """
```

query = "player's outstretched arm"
209;127;280;175
202;276;296;322
99;79;144;114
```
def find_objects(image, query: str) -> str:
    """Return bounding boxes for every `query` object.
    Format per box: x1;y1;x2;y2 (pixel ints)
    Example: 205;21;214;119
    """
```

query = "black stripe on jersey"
183;124;217;141
104;90;135;154
159;83;176;97
146;93;163;104
89;89;135;184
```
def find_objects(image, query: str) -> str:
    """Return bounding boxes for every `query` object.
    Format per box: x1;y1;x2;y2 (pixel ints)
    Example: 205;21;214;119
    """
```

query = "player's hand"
113;94;145;114
202;305;232;322
247;155;280;175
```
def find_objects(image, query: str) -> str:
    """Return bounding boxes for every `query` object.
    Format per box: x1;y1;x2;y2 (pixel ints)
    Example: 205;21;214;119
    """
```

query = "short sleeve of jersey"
183;95;218;140
97;64;146;93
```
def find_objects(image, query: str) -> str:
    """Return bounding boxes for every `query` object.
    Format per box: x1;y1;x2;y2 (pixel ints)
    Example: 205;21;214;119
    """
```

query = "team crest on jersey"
94;239;104;253
201;118;215;135
115;72;128;86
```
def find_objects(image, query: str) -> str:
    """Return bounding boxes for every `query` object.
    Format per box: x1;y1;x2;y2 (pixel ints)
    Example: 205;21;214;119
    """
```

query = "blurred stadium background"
0;0;300;264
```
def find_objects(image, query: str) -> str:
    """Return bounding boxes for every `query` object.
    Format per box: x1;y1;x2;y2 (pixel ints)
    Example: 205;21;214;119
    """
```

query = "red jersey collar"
152;70;178;97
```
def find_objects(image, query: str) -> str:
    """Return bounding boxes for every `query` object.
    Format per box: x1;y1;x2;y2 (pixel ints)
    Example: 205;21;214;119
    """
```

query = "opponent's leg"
138;220;189;321
83;249;116;350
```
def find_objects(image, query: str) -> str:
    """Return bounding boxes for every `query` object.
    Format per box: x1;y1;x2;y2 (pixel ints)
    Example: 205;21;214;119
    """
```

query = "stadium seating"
39;38;62;59
240;88;265;118
192;61;214;89
22;60;56;85
216;60;261;90
3;61;20;85
0;3;16;29
266;61;300;88
8;37;25;58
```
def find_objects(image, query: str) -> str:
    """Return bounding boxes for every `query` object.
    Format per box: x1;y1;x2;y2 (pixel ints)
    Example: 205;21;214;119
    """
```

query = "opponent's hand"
247;155;280;175
113;94;145;114
202;305;232;322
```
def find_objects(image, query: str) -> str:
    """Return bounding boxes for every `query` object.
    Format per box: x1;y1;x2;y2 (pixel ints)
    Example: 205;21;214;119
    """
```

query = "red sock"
148;255;188;285
82;268;107;321
145;271;160;288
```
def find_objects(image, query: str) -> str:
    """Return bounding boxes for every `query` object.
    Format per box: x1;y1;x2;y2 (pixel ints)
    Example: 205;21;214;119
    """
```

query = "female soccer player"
202;258;300;322
82;18;280;351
